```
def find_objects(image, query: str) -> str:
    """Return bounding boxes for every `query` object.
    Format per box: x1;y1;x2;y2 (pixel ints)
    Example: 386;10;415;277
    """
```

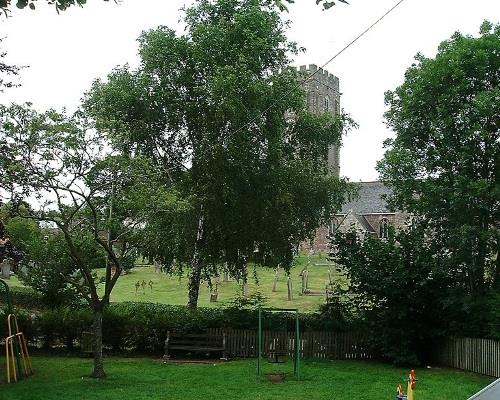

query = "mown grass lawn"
105;256;345;312
0;356;493;400
6;254;346;312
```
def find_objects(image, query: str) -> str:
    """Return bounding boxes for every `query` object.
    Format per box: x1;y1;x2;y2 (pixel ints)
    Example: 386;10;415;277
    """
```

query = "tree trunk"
187;255;202;308
187;214;204;309
90;308;106;379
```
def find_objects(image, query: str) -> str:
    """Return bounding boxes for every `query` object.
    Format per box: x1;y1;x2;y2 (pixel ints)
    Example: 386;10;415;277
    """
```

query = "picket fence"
206;328;373;360
434;337;500;378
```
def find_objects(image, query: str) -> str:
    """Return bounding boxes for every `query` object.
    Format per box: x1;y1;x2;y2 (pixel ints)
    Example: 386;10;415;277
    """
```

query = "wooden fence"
434;337;500;377
206;328;373;360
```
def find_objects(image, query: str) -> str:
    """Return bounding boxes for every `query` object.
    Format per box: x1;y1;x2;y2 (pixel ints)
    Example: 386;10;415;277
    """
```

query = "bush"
0;286;44;310
3;301;356;355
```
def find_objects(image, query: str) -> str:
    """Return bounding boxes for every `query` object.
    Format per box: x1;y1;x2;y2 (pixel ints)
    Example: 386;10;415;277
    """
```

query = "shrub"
4;301;357;355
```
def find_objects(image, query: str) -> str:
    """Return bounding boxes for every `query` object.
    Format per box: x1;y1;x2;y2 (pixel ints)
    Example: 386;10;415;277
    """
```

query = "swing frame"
257;307;300;379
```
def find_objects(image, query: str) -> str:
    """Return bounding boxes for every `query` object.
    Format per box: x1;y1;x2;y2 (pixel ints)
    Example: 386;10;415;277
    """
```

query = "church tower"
299;64;341;177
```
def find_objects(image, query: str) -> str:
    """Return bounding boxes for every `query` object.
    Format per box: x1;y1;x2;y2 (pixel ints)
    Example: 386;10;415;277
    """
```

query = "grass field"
5;254;347;312
0;356;492;400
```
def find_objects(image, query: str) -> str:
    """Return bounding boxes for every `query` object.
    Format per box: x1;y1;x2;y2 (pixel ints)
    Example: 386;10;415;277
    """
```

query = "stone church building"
298;64;407;254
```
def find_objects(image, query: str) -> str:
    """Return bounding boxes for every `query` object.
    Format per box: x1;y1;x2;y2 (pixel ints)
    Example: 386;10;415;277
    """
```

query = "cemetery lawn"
0;356;493;400
107;256;345;312
7;254;346;312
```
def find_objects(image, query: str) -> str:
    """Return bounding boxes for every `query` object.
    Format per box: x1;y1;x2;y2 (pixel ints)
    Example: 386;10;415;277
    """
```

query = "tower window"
324;96;330;112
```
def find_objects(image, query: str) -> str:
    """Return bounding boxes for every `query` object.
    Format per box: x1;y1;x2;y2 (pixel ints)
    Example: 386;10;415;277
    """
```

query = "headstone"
1;259;11;279
272;268;278;292
242;282;249;297
210;282;218;302
328;267;333;285
300;269;309;295
154;259;161;274
20;265;29;276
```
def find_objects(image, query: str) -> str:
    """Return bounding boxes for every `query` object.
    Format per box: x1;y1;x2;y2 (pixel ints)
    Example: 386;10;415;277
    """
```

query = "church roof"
339;181;393;214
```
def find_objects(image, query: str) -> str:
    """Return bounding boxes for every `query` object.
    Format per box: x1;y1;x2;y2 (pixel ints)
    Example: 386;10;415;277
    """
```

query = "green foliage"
378;22;500;296
0;37;22;90
84;0;354;307
0;0;346;16
331;224;489;365
4;300;354;353
0;102;177;376
0;285;43;309
18;232;99;308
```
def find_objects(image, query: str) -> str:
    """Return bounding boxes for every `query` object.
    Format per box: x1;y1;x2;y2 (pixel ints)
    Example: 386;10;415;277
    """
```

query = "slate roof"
339;181;394;214
467;378;500;400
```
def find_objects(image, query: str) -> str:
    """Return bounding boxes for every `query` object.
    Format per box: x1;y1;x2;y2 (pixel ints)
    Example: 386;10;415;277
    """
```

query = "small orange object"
407;369;416;400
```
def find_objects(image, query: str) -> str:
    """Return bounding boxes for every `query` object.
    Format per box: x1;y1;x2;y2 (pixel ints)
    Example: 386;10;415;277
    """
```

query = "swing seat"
268;350;288;363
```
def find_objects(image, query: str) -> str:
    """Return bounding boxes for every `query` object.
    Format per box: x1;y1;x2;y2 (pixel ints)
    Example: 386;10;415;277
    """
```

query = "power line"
231;0;408;135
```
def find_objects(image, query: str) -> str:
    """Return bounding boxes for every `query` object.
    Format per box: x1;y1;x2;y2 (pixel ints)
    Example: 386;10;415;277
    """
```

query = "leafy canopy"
84;0;355;307
378;21;500;292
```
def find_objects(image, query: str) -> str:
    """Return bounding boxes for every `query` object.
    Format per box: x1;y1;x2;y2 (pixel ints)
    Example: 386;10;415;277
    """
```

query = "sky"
0;0;498;181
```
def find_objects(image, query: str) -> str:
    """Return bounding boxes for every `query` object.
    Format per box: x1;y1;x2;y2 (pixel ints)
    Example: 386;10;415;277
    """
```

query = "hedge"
0;301;350;355
0;286;44;310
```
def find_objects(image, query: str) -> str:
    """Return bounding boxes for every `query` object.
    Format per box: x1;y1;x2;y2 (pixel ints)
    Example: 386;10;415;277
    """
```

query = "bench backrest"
167;332;224;347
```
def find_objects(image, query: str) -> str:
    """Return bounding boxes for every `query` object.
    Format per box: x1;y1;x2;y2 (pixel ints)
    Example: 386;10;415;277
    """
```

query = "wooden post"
287;277;293;301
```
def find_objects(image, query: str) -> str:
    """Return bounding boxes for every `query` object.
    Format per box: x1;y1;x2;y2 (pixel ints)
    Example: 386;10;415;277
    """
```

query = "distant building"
301;181;408;254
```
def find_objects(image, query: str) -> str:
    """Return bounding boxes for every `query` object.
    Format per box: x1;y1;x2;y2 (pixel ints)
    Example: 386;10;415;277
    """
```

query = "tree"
331;224;462;365
378;22;500;295
0;0;346;16
1;0;114;15
273;0;348;12
84;0;354;308
0;103;170;377
0;37;22;91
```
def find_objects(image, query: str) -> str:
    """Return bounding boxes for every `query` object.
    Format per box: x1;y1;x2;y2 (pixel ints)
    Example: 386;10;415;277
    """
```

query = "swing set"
1;279;33;384
257;307;301;380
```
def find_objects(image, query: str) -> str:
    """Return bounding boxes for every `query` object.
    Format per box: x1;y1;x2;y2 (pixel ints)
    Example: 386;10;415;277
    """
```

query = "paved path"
467;377;500;400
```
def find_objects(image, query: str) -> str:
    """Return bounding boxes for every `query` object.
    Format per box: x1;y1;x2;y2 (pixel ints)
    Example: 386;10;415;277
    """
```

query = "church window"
324;96;330;112
379;218;389;239
328;218;338;237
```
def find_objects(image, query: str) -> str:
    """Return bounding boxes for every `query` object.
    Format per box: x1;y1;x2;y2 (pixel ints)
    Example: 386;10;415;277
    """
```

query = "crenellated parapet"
297;64;340;93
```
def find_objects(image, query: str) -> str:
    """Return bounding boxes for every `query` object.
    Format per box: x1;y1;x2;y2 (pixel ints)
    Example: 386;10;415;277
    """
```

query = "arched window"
379;218;389;239
324;95;330;112
328;218;338;237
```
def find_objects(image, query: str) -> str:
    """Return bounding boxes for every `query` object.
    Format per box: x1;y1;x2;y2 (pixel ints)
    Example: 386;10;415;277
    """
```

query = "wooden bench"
163;331;227;361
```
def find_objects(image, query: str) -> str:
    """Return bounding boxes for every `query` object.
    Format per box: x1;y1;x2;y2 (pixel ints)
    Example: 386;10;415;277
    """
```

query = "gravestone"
272;268;279;292
1;259;12;279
